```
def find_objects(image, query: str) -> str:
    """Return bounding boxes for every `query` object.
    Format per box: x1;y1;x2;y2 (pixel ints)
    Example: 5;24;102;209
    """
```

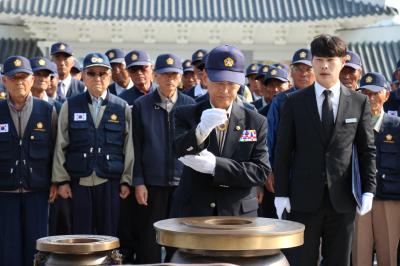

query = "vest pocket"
29;133;49;159
70;122;89;145
379;174;400;197
104;153;124;175
379;143;398;171
0;166;16;189
65;152;89;175
0;133;12;155
104;123;124;146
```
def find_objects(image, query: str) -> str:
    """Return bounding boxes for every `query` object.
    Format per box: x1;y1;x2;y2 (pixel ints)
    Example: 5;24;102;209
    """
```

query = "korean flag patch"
74;113;87;121
0;124;9;133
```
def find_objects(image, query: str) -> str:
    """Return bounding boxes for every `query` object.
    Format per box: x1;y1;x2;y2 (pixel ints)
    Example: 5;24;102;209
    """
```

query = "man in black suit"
274;34;376;266
172;44;271;217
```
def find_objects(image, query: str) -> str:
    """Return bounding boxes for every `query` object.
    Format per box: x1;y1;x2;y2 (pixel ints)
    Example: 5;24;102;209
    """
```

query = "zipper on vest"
17;111;23;189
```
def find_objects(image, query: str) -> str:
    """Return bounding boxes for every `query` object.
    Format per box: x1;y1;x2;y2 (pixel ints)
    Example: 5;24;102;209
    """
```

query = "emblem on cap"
38;59;46;66
224;57;234;68
346;54;351;61
108;52;115;59
131;53;138;61
197;51;203;58
262;66;269;72
365;76;373;83
271;69;277;75
91;57;104;63
0;92;6;99
36;122;43;129
185;61;191;67
276;65;283;69
14;59;22;67
166;58;174;65
299;51;307;58
59;44;66;50
251;64;257;71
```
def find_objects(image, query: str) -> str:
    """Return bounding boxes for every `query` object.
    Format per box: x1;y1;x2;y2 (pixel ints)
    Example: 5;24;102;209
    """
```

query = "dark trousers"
134;185;175;264
286;191;356;266
48;198;72;235
0;191;48;266
70;180;120;236
258;187;277;218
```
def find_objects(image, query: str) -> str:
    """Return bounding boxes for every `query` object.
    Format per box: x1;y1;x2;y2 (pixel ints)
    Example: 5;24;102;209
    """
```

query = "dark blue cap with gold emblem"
344;51;362;70
83;53;111;69
50;42;73;56
292;48;312;66
246;63;261;77
205;44;245;85
256;64;271;80
182;60;194;73
264;67;289;84
125;50;152;68
30;57;57;74
155;54;183;74
272;63;289;72
105;48;125;64
192;49;208;65
3;56;33;77
359;72;388;92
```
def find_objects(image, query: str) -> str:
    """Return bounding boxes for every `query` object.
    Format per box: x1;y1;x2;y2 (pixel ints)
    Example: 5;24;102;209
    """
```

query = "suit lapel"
327;85;351;148
305;85;325;145
221;103;245;158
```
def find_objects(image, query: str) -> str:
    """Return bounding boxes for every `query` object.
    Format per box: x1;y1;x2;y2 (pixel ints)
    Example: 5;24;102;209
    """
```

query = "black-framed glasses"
86;71;108;78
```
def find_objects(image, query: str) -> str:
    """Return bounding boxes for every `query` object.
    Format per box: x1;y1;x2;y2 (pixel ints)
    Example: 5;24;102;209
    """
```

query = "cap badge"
299;51;307;58
38;59;46;66
185;61;191;67
131;53;138;61
197;51;203;58
59;44;66;50
91;57;104;63
0;92;6;99
271;69;277;75
251;64;257;71
262;66;269;72
224;57;234;68
14;59;22;67
166;58;174;65
276;65;283;69
108;52;115;59
346;54;351;61
365;76;373;83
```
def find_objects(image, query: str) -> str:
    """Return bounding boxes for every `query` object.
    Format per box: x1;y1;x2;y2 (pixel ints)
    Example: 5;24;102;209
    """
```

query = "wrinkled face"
127;64;153;90
47;75;59;97
339;66;362;90
312;56;345;88
291;63;315;89
205;73;240;110
82;66;112;97
155;72;181;94
3;72;34;100
182;71;197;90
111;63;130;85
361;89;390;114
33;70;52;92
262;79;290;100
193;65;204;85
52;53;74;79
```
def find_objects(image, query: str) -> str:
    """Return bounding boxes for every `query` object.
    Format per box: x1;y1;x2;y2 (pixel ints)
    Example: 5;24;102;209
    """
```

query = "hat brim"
292;60;312;66
246;71;258;77
110;58;126;64
4;68;33;77
51;51;73;56
84;64;111;69
264;76;289;84
155;67;183;74
359;85;387;92
32;67;56;74
206;69;245;85
344;63;362;70
183;68;194;73
126;61;152;68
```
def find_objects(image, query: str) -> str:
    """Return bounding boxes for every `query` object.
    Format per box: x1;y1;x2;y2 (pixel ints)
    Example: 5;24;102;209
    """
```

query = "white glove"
357;192;374;216
178;149;216;175
198;108;228;136
274;197;291;219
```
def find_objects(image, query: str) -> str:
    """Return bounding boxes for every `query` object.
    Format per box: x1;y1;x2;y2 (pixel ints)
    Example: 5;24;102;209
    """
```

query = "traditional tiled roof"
0;0;396;22
0;38;43;63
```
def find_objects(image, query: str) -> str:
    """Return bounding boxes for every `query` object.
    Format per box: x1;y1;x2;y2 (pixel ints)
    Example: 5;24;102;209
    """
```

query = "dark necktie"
322;90;334;141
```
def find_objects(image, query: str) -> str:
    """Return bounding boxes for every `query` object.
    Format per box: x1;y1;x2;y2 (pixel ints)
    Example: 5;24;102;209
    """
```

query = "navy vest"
65;92;126;180
0;98;53;191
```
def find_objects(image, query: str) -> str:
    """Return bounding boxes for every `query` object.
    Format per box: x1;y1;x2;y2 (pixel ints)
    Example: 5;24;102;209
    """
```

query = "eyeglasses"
86;71;108;78
128;65;151;73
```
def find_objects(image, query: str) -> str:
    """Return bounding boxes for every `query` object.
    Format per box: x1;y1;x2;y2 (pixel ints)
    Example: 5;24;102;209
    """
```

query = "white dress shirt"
314;81;341;121
194;83;207;97
59;74;72;97
115;79;134;95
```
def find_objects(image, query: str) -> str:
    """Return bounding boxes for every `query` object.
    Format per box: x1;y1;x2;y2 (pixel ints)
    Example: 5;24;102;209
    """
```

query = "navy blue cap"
246;63;261;77
292;48;312;66
83;53;111;69
272;63;289;72
182;60;194;72
264;67;289;84
125;50;152;68
359;72;389;92
50;42;73;56
256;64;271;80
205;44;245;85
30;57;57;74
3;56;33;77
155;54;183;74
72;59;82;72
105;48;125;64
344;51;362;70
192;49;208;65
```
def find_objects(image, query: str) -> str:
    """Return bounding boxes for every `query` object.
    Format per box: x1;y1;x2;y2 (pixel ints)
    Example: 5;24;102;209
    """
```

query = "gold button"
235;125;241;131
210;202;216;208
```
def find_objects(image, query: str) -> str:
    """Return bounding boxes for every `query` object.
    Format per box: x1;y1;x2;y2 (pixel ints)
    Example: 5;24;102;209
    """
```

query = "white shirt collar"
194;83;206;97
314;81;341;98
42;93;49;102
373;109;385;132
90;90;108;102
59;74;72;96
115;78;134;93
